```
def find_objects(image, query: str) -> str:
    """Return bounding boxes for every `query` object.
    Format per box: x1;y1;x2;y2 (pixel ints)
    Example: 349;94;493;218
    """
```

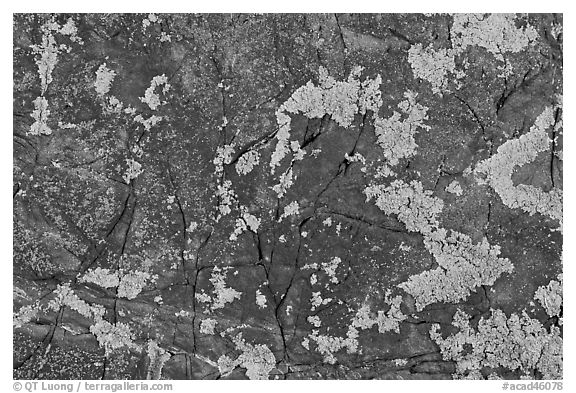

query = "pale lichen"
307;326;359;364
117;270;155;300
140;74;171;110
122;159;143;184
217;333;276;380
215;180;236;220
270;65;382;179
200;267;242;312
230;210;261;241
351;291;407;334
401;229;514;311
48;283;100;319
79;267;120;288
408;44;458;95
48;283;138;354
30;96;52;136
271;167;294;198
94;63;116;96
146;340;171;380
13;304;38;328
279;201;300;221
213;144;235;175
255;289;267;309
141;13;159;31
373;90;430;173
451;14;539;60
199;318;218;334
364;179;443;234
534;274;562;323
408;14;539;95
79;267;154;300
235;150;260;175
133;114;163;131
321;257;342;284
445;180;463;196
29;18;82;135
90;319;137;355
430;308;562;379
365;179;513;311
474;106;562;228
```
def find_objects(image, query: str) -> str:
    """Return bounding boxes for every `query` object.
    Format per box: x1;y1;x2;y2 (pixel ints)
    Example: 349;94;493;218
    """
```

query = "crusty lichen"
47;283;138;355
140;74;170;110
400;229;514;311
307;315;322;328
445;180;463;196
80;267;155;300
217;333;276;380
90;319;137;355
534;274;562;323
321;256;341;284
30;96;52;136
310;291;332;312
13;304;38;328
474;106;562;228
351;290;407;334
374;90;430;172
198;266;242;312
408;14;540;95
255;289;267;309
117;270;156;300
133;113;163;131
29;17;82;135
364;179;443;234
230;210;261;241
145;340;171;380
94;63;116;96
199;318;217;334
451;14;539;60
271;167;294;198
307;327;359;365
269;66;383;205
430;308;562;379
408;44;458;95
365;179;513;311
235;150;260;175
267;65;386;201
142;13;159;32
279;200;300;221
213;144;235;175
48;283;101;319
79;267;120;288
122;158;143;184
215;179;236;220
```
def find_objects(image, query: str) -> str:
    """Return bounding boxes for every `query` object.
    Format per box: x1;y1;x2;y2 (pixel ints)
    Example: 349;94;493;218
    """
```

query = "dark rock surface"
13;13;562;380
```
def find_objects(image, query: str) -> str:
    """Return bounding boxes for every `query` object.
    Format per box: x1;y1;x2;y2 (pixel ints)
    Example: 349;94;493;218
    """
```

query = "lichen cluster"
408;14;540;95
13;13;562;380
430;309;562;379
217;334;276;380
197;266;242;312
365;179;513;311
534;274;563;322
29;18;82;135
474;105;563;229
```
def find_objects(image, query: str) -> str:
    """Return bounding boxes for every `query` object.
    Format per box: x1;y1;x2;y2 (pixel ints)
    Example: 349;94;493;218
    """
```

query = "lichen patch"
140;74;171;110
94;63;116;96
474;105;562;228
430;308;562;379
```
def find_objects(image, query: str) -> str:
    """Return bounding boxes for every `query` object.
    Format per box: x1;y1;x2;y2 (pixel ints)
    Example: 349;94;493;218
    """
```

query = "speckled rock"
13;13;562;380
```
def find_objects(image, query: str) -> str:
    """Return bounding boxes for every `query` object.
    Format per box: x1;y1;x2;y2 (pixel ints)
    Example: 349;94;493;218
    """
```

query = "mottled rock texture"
13;13;563;380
